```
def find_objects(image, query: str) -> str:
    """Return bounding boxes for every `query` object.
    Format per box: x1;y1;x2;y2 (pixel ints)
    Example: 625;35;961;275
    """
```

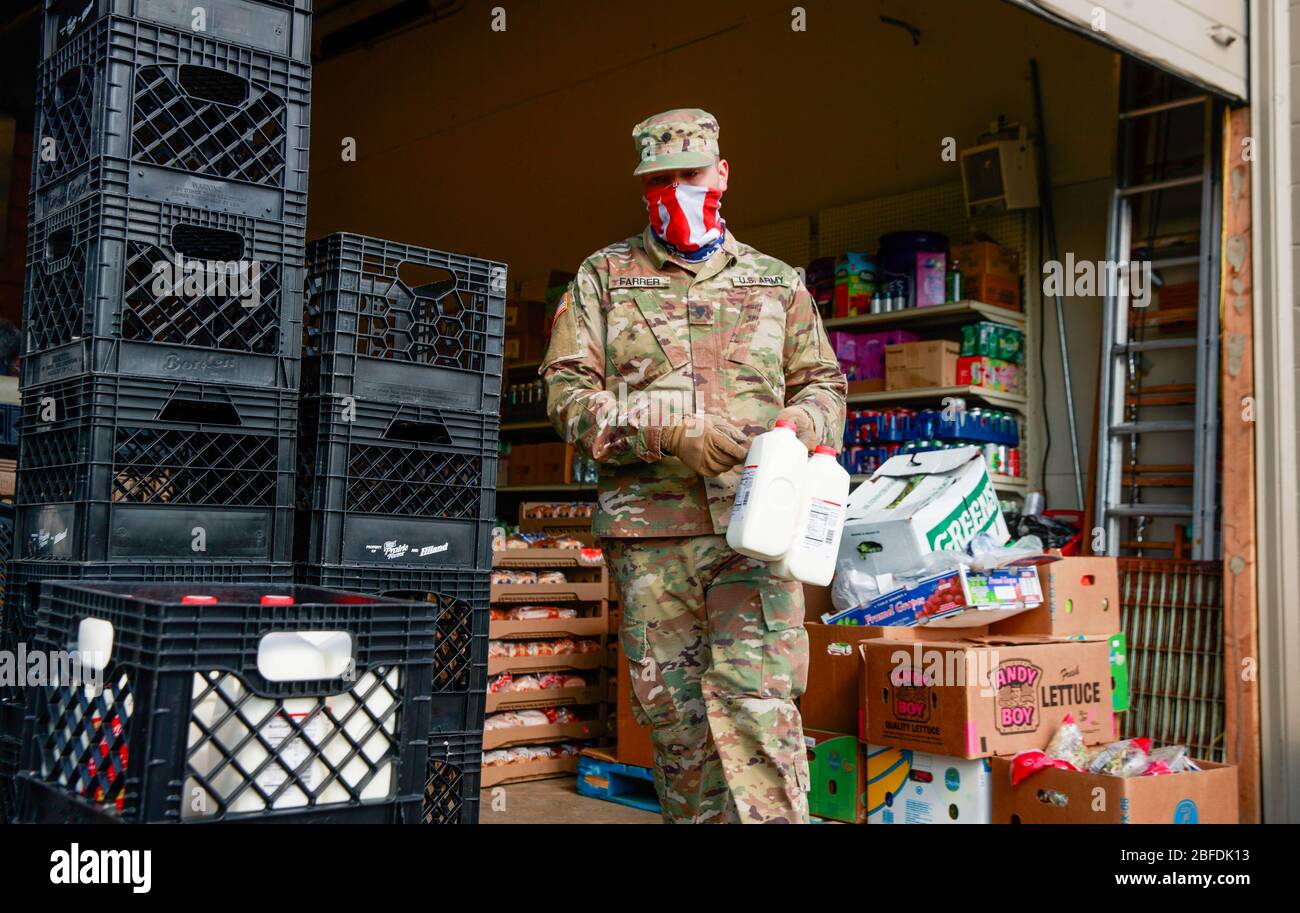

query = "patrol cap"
631;108;721;176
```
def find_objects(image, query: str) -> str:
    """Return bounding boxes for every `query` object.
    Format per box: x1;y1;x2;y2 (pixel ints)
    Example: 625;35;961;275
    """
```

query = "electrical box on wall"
961;127;1039;215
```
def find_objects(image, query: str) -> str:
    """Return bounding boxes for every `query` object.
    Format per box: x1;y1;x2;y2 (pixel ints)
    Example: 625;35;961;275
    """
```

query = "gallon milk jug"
772;446;851;586
726;418;808;561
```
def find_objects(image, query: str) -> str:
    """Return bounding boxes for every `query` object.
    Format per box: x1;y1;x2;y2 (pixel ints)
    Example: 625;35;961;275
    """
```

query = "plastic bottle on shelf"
726;418;808;561
772;446;852;586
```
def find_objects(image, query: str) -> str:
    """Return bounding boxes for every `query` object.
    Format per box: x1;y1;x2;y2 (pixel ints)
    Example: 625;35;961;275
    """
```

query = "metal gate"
1118;558;1224;760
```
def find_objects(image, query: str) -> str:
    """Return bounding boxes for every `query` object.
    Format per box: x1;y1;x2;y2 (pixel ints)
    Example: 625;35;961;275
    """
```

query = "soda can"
1008;447;1021;478
983;442;1001;474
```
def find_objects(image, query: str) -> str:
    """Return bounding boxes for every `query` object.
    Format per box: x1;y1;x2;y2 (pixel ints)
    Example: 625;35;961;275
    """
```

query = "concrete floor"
479;776;661;825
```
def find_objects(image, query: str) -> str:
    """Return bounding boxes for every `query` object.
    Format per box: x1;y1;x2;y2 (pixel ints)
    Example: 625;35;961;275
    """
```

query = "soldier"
539;108;846;824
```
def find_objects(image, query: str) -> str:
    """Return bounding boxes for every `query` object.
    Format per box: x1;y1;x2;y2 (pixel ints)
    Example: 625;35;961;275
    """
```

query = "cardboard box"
962;273;1020;311
800;623;864;733
956;355;1022;394
485;684;604;713
507;444;540;486
859;635;1114;758
853;329;920;380
992;557;1122;638
950;241;1020;278
0;458;15;498
822;563;1045;629
1110;631;1130;712
481;755;579;787
839;447;1008;577
886;340;959;390
960;321;1025;364
989;756;1239;824
846;378;885;395
532;442;573;484
482;718;602;750
518;501;596;545
866;744;992;824
804;730;868;823
615;641;656;769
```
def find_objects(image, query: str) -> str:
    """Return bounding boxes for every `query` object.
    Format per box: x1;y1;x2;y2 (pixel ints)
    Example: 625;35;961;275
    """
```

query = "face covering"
644;182;725;261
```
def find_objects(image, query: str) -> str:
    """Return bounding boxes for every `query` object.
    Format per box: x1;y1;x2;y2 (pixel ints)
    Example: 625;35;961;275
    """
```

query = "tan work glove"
660;414;749;477
776;406;819;451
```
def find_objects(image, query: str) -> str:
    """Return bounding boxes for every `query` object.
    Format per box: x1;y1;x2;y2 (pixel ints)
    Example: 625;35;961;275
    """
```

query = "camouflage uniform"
540;109;846;823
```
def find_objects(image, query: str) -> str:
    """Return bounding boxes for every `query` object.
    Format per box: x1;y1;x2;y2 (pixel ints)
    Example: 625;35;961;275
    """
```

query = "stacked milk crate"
0;0;313;816
297;233;505;823
14;580;442;823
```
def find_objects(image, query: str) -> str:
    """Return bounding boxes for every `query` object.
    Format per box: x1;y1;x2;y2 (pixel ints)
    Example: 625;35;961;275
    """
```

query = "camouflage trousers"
604;535;810;824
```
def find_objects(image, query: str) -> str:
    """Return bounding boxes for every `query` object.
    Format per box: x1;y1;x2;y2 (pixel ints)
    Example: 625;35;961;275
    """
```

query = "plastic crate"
0;404;18;449
298;563;489;734
424;730;482;824
14;582;436;823
296;395;497;570
42;0;313;64
14;375;296;562
0;503;13;604
24;192;302;389
32;16;310;222
0;560;293;708
0;731;17;823
303;233;506;412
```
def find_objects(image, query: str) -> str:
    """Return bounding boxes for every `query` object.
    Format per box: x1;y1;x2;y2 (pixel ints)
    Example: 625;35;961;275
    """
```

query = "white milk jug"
772;446;851;586
726;418;808;561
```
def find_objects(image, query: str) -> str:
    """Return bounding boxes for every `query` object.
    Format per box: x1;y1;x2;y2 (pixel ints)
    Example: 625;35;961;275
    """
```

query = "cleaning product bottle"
726;418;808;561
772;446;851;585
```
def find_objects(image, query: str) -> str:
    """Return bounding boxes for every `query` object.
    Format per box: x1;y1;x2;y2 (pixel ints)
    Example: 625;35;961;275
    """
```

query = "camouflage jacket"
540;227;846;537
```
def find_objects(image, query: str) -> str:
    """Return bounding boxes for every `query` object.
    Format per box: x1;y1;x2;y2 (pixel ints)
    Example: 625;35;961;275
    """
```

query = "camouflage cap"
631;108;720;176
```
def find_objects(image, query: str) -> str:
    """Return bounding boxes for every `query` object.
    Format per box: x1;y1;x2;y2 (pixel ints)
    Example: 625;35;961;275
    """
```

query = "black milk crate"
298;563;489;734
42;0;313;64
14;581;436;823
424;730;482;824
14;375;296;563
32;16;310;222
303;233;506;412
0;503;13;604
23;192;302;389
296;394;498;571
0;559;293;713
0;731;17;823
1;403;18;450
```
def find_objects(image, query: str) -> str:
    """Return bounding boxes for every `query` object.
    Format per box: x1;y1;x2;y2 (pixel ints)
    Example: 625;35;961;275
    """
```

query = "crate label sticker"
364;539;449;560
257;712;326;793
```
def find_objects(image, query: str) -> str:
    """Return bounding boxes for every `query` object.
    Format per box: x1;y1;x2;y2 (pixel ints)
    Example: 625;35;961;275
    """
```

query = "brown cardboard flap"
990;756;1239;824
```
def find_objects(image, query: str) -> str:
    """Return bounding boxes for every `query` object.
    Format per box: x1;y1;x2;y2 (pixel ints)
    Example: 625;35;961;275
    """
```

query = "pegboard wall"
817;181;1028;264
731;216;812;270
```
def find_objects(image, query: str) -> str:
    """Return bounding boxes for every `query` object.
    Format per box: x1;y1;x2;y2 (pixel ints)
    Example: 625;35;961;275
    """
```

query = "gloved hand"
776;406;819;451
660;414;749;477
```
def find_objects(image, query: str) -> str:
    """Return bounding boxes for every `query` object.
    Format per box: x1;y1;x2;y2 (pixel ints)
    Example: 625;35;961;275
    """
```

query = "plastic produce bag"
1044;714;1090;769
830;560;882;613
1086;738;1152;777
